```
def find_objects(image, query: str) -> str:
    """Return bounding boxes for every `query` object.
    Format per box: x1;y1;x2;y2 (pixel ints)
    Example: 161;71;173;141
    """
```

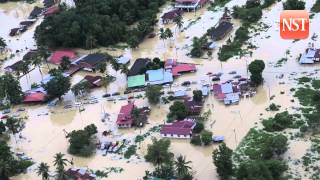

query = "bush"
283;0;305;10
167;101;188;121
190;135;202;146
267;103;280;111
262;111;294;132
124;145;137;159
193;122;204;134
201;130;212;146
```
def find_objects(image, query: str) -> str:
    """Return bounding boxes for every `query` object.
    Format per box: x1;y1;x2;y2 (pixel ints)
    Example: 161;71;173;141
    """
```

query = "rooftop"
128;58;150;76
160;120;196;136
127;75;146;88
50;49;76;64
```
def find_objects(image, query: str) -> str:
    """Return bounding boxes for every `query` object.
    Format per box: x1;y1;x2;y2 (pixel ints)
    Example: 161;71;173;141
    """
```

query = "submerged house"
116;55;130;65
127;75;146;89
23;87;48;103
73;53;107;71
116;103;135;128
165;59;196;77
145;68;173;85
128;58;151;76
175;0;209;11
184;97;204;115
66;168;96;180
50;49;77;64
211;21;233;41
29;6;44;19
161;9;183;24
160;119;196;139
83;75;103;88
212;82;240;105
299;48;318;64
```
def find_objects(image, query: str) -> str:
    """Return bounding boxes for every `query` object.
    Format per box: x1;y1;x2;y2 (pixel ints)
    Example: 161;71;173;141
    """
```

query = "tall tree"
174;155;192;180
0;73;23;104
0;37;6;53
53;153;69;180
159;28;167;46
59;57;71;71
37;162;50;180
248;59;265;86
212;143;233;178
145;138;174;166
145;85;162;105
168;101;188;121
44;70;71;99
5;117;25;143
32;54;43;78
173;14;183;32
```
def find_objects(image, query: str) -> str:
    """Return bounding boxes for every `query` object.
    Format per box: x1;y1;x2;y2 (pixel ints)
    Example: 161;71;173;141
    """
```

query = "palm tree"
110;58;120;74
53;153;68;180
37;162;50;180
21;61;30;86
165;28;173;47
38;46;51;70
159;28;167;47
173;14;183;32
174;155;192;180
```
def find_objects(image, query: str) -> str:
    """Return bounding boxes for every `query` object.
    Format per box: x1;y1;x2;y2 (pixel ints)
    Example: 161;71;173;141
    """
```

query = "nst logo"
280;10;309;39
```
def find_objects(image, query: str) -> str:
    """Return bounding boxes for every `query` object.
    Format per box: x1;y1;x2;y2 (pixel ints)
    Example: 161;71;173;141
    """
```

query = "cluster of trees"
167;101;188;121
0;141;33;180
71;81;91;97
213;129;288;179
0;37;6;52
35;0;166;49
146;58;164;70
262;111;297;132
190;130;212;146
37;153;73;180
67;124;98;157
248;59;265;86
218;0;277;61
144;138;193;180
283;0;305;10
190;36;208;58
0;73;23;105
43;69;71;99
192;90;203;102
145;85;162;105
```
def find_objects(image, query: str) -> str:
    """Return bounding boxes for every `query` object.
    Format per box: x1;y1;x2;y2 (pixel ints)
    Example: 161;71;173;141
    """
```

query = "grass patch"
298;77;312;84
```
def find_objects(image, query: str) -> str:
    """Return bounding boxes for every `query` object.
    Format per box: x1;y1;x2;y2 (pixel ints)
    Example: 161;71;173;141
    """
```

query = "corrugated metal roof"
127;75;145;88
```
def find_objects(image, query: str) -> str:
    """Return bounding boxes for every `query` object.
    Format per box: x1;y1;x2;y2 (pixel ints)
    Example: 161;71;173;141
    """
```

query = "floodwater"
0;0;319;179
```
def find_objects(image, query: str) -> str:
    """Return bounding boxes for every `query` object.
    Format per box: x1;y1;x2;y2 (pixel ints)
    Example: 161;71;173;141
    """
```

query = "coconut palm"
38;46;51;70
159;28;167;46
53;153;68;180
174;155;192;180
37;162;50;180
165;28;173;47
173;14;183;32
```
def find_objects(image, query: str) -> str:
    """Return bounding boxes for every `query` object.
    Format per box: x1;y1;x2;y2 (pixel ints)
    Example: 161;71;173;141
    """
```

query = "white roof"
117;56;130;64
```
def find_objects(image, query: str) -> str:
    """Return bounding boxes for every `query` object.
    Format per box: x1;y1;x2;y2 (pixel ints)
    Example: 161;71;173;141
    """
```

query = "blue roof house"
146;68;173;85
221;82;233;94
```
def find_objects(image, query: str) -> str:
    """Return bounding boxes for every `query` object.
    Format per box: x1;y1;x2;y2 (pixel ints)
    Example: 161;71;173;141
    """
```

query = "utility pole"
233;128;238;147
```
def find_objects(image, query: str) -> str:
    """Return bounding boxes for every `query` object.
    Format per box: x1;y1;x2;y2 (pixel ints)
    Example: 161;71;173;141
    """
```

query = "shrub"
201;130;212;145
193;122;204;134
190;135;202;146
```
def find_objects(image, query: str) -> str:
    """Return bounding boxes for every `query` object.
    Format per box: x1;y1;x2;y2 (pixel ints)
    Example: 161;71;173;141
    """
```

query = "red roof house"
160;120;196;138
184;98;203;115
50;50;76;64
116;103;135;128
23;92;47;103
66;168;96;180
165;59;196;76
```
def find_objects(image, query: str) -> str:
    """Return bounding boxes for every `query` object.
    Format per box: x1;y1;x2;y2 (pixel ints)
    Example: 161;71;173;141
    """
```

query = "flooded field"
0;0;320;179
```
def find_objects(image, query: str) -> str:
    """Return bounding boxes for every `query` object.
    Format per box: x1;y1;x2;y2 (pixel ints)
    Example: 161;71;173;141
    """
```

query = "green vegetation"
0;141;33;179
208;0;231;11
190;135;202;146
212;143;233;179
0;37;6;51
193;122;204;134
248;59;265;86
298;77;311;84
167;101;188;121
266;103;280;111
218;0;277;61
144;138;174;166
146;58;164;70
67;124;98;157
35;0;167;49
43;69;71;99
200;130;212;146
283;0;305;10
312;79;320;89
311;0;320;13
71;81;91;97
5;117;25;142
59;57;71;71
92;167;124;178
37;162;50;180
144;139;193;179
124;145;137;159
192;90;203;102
233;129;288;179
145;85;162;104
0;73;23;104
262;111;303;132
190;36;208;58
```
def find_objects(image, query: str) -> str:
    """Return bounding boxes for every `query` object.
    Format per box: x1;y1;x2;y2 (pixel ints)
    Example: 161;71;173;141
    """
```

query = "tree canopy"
283;0;305;10
248;59;265;86
213;143;233;178
168;101;188;121
145;85;162;104
0;73;23;104
43;70;71;99
145;138;174;166
193;90;203;102
35;0;166;49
